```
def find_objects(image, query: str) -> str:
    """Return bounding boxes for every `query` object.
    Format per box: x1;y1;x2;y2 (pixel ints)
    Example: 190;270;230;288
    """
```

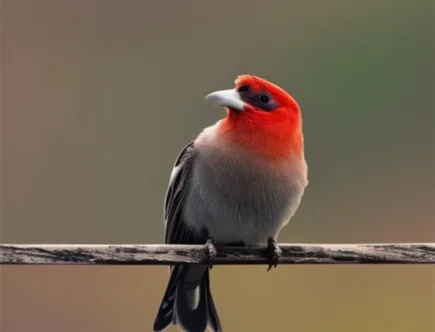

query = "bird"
153;74;308;332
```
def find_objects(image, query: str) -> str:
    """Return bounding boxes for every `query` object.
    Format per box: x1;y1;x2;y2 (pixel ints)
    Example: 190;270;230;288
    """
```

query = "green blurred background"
1;0;434;331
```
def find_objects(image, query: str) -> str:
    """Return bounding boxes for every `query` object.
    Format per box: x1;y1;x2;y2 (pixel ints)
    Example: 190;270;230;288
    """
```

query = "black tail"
153;265;221;332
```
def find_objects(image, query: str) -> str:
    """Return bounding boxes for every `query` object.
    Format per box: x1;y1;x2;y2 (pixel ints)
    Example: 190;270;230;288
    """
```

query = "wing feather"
164;142;205;245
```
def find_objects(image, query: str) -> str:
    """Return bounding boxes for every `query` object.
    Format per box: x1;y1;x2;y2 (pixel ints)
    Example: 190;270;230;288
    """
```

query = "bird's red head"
205;75;304;159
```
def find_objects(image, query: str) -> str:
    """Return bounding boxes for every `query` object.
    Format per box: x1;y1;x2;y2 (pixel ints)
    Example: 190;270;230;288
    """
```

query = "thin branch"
1;243;434;265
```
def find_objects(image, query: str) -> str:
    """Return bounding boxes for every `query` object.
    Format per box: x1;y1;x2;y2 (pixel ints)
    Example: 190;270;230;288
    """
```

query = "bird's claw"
205;236;217;269
266;237;281;271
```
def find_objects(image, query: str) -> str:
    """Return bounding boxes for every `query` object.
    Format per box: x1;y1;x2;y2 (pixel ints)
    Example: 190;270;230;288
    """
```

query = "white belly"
183;142;307;245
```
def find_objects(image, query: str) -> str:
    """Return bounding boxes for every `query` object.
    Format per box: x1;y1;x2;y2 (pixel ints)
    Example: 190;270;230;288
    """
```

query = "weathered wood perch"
1;243;434;265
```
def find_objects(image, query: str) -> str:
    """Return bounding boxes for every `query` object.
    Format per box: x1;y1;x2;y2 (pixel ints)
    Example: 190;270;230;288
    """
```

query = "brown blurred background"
1;0;434;331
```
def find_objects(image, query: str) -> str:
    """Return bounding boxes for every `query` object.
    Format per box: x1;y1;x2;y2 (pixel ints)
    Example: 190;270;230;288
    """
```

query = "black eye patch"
237;85;250;93
238;88;278;112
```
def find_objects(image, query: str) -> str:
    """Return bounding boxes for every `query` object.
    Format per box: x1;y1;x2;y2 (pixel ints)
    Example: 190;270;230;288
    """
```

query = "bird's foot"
205;236;217;269
266;237;282;271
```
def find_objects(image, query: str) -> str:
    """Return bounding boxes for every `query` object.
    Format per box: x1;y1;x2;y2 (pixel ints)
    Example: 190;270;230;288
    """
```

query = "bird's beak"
205;88;246;111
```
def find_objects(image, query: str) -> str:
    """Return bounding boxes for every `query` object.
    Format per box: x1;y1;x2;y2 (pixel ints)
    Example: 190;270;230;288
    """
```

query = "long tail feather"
153;266;183;331
204;270;222;332
153;266;221;332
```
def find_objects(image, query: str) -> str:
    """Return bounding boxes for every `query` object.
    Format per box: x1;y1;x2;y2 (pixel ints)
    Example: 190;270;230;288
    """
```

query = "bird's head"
205;75;304;159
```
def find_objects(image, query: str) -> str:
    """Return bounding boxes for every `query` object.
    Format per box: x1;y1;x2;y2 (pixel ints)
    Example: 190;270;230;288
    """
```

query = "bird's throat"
218;113;304;160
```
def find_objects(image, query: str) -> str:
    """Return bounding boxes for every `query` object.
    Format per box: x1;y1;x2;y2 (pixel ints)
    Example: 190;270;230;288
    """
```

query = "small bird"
153;75;308;332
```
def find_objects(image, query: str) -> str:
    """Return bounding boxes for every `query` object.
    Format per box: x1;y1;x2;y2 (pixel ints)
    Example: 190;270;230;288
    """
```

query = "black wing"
164;142;206;245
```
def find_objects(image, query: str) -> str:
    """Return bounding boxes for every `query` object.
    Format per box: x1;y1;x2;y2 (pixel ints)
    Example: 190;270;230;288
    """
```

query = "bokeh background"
1;0;434;331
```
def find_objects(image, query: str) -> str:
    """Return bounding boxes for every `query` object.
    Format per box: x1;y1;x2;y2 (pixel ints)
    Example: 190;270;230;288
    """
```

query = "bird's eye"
239;89;277;111
259;94;270;103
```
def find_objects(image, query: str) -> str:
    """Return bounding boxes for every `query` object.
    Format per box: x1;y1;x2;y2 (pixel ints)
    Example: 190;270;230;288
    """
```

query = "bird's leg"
205;235;217;269
266;237;282;271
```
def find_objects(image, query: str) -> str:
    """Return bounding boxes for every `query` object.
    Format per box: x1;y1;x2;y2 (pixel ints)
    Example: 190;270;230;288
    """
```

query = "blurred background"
1;0;434;331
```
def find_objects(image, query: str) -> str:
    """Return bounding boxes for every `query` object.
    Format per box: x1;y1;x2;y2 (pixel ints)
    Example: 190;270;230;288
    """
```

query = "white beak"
204;88;246;111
